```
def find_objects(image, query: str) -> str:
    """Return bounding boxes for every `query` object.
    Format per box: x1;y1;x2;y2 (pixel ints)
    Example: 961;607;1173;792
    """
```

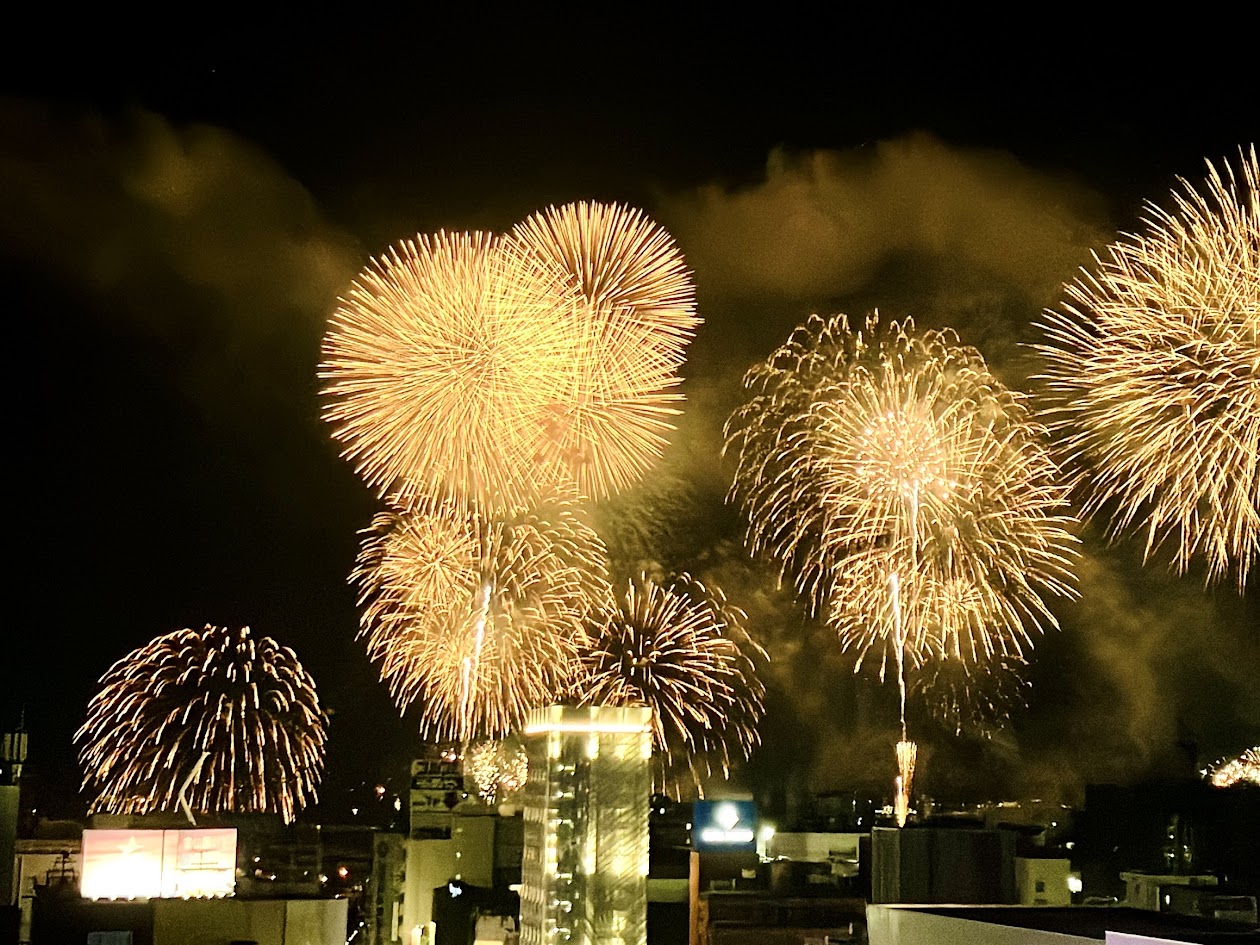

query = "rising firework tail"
894;739;917;828
569;571;767;799
76;625;327;824
352;494;613;742
1036;145;1259;589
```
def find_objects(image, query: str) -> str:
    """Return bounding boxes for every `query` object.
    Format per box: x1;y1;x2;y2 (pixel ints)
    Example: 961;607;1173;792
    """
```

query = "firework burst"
76;625;327;824
322;208;699;512
1204;746;1260;788
507;201;700;499
465;739;529;804
320;230;579;513
726;313;1078;823
908;654;1031;739
570;572;767;798
353;494;612;742
725;312;1080;677
1036;145;1260;589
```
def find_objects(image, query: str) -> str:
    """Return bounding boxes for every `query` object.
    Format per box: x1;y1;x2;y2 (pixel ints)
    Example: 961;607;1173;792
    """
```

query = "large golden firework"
353;494;612;741
76;625;327;824
320;230;576;513
726;313;1078;821
570;572;767;798
321;208;698;512
1036;145;1259;589
507;201;700;499
725;313;1080;678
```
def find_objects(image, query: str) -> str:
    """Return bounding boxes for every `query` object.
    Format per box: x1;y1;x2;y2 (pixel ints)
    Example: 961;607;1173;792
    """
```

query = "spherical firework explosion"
570;572;767;798
1036;145;1260;589
353;494;612;742
1205;747;1260;788
320;231;577;513
725;312;1080;678
322;207;698;512
465;739;529;804
76;625;327;824
508;200;698;347
506;201;700;500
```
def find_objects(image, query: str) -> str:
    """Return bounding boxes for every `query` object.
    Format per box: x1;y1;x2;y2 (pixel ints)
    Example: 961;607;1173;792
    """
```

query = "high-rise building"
519;705;652;945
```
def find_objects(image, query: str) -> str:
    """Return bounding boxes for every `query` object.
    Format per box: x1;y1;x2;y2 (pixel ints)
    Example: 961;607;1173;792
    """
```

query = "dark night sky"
2;14;1257;820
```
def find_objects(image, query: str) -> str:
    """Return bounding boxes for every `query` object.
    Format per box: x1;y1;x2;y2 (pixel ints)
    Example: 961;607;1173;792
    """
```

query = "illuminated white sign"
81;828;237;900
81;830;163;900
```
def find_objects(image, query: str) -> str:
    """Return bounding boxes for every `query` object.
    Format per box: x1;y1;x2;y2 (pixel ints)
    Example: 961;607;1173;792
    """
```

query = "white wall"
152;898;348;945
866;904;1093;945
403;838;456;941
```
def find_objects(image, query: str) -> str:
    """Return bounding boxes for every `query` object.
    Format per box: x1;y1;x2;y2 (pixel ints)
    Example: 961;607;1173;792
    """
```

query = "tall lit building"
519;706;653;945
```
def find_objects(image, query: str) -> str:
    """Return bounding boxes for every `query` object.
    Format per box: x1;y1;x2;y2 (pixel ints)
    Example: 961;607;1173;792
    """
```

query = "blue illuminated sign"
692;800;758;852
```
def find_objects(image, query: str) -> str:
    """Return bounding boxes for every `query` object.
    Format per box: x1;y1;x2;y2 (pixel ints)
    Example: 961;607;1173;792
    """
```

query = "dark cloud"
3;98;393;814
0;96;359;345
661;133;1105;307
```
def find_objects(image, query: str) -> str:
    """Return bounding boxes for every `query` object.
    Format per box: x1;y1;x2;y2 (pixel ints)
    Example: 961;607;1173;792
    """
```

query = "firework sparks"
1036;145;1260;589
726;313;1078;822
909;655;1031;739
322;209;698;512
507;201;700;499
465;739;529;804
1205;747;1260;788
570;572;767;798
76;625;327;824
353;494;611;742
725;312;1080;676
320;230;577;513
895;739;917;828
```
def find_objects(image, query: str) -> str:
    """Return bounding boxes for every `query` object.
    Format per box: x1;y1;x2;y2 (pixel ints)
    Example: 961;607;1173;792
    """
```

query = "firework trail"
569;571;767;798
726;313;1079;820
76;625;327;824
352;494;612;742
895;739;917;828
1036;145;1259;589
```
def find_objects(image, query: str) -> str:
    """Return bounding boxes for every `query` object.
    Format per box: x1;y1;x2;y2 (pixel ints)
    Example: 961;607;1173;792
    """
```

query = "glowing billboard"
80;828;236;900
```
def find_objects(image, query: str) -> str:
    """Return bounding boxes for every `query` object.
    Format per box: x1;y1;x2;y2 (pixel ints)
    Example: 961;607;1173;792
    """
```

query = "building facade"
519;706;652;945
